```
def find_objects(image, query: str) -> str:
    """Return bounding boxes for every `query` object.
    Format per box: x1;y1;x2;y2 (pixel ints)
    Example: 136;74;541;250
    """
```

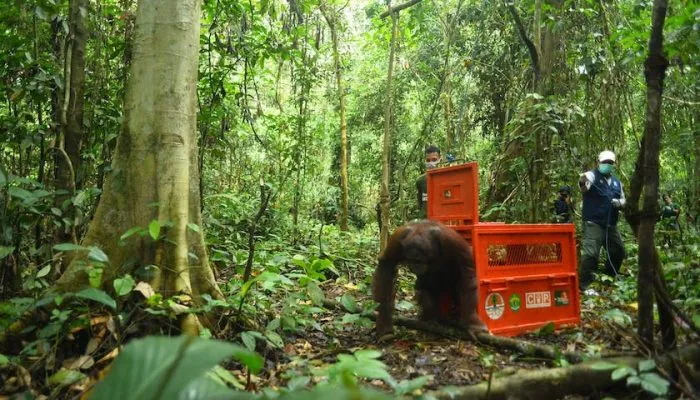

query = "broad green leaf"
187;223;201;233
611;366;636;381
0;354;9;365
75;288;116;309
149;220;161;240
639;373;669;396
90;336;263;400
48;369;86;387
265;331;284;348
8;187;33;201
287;376;310;390
36;265;51;278
266;318;280;331
306;282;324;305
354;349;382;361
394;375;432;395
113;275;136;297
241;331;256;352
590;361;620;370
120;227;143;241
340;293;359;313
88;247;109;263
53;243;87;252
51;207;62;216
638;359;656;372
178;375;246;400
0;246;14;260
341;313;360;324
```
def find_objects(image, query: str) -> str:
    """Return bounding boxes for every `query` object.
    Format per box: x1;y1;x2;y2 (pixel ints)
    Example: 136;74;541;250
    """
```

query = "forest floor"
246;269;641;394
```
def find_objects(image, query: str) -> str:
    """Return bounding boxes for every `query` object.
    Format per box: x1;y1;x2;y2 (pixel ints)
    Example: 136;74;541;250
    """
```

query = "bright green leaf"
113;275;136;297
0;246;14;260
53;243;87;252
241;331;256;352
120;227;143;241
149;220;161;240
611;366;636;381
265;331;284;348
590;361;620;370
75;288;116;309
36;264;51;278
187;223;200;233
639;373;669;396
340;293;359;313
48;369;86;387
89;336;263;400
88;247;109;263
638;359;656;372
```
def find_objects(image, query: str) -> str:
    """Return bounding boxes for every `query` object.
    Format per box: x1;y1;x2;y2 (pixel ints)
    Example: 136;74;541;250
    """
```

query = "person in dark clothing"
659;193;681;246
416;145;441;218
578;150;627;295
553;185;573;223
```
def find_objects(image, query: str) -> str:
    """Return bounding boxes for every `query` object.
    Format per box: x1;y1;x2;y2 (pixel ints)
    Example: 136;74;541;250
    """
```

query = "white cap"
598;150;616;163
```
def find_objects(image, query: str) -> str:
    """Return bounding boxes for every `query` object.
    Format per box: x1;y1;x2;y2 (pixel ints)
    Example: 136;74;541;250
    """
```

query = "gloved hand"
611;198;622;208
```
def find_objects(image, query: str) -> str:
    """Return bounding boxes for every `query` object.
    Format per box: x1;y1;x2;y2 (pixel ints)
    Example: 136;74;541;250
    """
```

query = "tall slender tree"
321;3;349;231
54;0;88;244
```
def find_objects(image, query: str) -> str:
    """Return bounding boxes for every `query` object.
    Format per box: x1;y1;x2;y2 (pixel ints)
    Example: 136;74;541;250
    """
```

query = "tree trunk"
57;0;222;334
321;5;349;231
637;0;669;348
54;0;88;244
380;11;398;250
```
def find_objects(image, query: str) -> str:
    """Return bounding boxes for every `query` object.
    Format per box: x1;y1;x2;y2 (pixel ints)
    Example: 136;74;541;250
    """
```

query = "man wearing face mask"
578;150;627;295
416;145;442;218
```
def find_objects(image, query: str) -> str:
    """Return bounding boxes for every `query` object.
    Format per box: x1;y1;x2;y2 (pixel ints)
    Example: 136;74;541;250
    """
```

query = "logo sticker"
525;291;551;309
554;290;569;306
443;189;452;199
509;294;521;312
485;293;505;320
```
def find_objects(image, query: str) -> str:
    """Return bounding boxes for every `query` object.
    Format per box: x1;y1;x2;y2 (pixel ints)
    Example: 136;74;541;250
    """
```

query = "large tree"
57;0;222;333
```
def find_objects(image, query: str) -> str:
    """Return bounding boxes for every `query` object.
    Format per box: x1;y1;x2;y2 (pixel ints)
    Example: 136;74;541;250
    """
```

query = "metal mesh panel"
486;243;562;267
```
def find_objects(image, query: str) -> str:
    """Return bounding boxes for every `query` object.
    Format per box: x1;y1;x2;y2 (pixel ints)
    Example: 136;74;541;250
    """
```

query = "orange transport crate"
470;223;580;336
426;162;479;226
425;162;580;336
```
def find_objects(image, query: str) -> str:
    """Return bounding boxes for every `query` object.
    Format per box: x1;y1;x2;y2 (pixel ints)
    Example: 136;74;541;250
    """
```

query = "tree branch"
380;0;423;18
506;4;540;86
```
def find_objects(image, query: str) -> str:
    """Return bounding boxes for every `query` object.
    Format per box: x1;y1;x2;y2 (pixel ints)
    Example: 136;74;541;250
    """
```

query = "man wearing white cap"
578;150;626;295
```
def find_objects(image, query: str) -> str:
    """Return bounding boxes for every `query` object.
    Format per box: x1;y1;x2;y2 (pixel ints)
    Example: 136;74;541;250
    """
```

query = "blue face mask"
598;163;614;175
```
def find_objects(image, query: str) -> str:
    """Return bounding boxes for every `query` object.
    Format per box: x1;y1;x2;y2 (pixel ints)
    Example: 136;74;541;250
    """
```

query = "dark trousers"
578;221;626;289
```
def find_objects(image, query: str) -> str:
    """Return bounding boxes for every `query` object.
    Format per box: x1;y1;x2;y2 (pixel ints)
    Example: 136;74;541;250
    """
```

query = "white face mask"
425;161;439;169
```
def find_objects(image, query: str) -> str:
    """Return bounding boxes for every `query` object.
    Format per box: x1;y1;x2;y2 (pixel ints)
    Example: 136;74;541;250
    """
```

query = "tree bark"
57;0;222;334
321;5;349;232
637;0;669;348
379;11;398;250
54;0;88;245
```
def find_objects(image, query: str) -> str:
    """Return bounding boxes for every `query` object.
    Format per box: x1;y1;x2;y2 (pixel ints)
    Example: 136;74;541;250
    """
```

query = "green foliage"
90;335;263;400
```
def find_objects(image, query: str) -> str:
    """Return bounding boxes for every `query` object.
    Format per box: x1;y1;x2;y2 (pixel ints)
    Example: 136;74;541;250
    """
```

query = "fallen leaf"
96;348;119;365
134;281;155;298
169;303;190;315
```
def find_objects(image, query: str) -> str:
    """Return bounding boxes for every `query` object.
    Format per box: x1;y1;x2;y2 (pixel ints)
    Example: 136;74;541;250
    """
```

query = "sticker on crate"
554;290;570;306
525;291;551;309
509;294;521;312
485;293;505;320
